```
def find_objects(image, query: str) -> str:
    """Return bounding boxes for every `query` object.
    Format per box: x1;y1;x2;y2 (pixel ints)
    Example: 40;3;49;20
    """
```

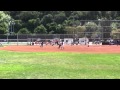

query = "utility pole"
98;19;103;40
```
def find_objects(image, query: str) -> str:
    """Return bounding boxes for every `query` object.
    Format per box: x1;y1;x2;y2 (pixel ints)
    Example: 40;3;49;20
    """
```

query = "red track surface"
0;45;120;54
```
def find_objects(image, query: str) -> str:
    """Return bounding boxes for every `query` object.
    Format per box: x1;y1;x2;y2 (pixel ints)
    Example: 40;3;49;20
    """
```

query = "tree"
14;20;22;33
65;26;76;34
18;28;30;34
27;18;41;33
4;11;120;35
55;24;66;34
46;22;57;34
110;22;120;39
54;12;66;24
65;25;86;35
111;22;120;30
85;22;98;38
76;26;86;37
34;25;47;34
110;29;120;39
85;22;98;32
0;11;11;34
64;11;72;17
99;19;112;39
17;11;41;22
63;19;74;26
41;14;53;26
8;11;22;19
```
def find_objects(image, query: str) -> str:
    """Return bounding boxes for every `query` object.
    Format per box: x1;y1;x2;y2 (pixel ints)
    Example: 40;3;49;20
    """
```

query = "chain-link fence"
1;20;120;45
0;34;76;45
0;33;120;45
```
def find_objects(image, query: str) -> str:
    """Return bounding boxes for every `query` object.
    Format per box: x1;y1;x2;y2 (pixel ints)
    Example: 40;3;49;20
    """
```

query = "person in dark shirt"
117;39;119;46
87;38;89;47
61;41;64;49
40;41;44;47
58;42;62;49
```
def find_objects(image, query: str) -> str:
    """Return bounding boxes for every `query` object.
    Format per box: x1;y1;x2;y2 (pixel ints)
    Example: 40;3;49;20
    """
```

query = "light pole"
98;19;103;40
7;20;11;44
7;19;15;44
9;19;15;34
11;20;15;33
8;19;15;34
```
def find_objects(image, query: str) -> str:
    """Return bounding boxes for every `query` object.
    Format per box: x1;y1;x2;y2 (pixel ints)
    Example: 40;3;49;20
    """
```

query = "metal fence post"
17;33;18;46
7;34;8;45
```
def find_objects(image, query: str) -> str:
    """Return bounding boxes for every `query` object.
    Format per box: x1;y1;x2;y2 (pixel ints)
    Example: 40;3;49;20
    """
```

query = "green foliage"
0;11;11;34
85;22;98;38
85;22;98;31
76;26;86;37
54;12;66;24
65;26;76;34
111;29;120;39
17;11;40;22
41;14;53;26
14;20;22;33
55;24;66;34
63;19;74;26
110;22;120;38
46;22;57;34
18;28;30;34
65;25;86;35
27;18;41;33
111;22;120;30
0;22;7;34
1;51;120;78
34;25;47;34
3;11;120;35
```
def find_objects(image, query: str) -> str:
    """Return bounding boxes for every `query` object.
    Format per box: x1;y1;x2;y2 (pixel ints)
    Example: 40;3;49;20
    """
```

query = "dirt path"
0;45;120;54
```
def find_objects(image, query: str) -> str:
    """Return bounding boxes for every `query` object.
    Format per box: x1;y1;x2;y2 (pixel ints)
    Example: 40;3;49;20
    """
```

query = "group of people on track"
39;40;64;49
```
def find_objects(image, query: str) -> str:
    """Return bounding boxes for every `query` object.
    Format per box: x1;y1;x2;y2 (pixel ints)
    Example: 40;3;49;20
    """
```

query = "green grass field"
0;50;120;79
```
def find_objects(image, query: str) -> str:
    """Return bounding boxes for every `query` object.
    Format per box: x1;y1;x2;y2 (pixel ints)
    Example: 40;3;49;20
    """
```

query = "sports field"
0;45;120;79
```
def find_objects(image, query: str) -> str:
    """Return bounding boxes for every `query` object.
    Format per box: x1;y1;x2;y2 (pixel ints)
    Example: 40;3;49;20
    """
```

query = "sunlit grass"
0;50;120;79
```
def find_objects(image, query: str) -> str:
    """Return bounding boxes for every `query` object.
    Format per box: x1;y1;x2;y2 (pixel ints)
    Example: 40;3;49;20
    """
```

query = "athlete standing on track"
117;39;119;46
0;42;2;47
58;41;64;50
40;41;44;47
58;42;62;49
87;38;89;47
61;41;64;49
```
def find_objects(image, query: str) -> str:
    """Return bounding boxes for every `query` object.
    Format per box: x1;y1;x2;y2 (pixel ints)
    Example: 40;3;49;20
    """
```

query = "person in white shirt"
61;41;64;49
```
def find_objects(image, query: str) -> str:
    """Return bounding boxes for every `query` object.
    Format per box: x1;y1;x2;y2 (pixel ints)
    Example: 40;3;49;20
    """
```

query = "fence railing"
0;33;120;45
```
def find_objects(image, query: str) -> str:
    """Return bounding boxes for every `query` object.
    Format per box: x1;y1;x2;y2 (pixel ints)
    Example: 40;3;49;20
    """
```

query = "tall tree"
18;28;30;34
0;11;11;34
54;12;66;24
41;14;53;26
34;24;47;34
